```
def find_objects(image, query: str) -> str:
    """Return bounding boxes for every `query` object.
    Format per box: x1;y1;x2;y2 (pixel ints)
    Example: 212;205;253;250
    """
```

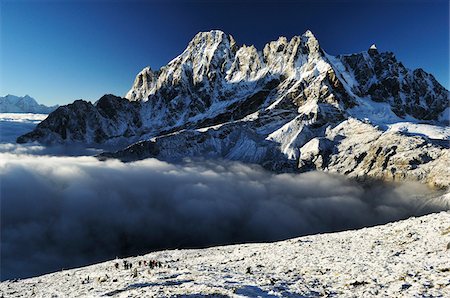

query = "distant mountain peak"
368;43;379;55
187;30;237;53
0;95;58;114
303;29;315;37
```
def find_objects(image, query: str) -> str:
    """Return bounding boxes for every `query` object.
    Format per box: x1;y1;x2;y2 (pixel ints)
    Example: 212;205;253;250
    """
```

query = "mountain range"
0;95;58;114
16;30;449;187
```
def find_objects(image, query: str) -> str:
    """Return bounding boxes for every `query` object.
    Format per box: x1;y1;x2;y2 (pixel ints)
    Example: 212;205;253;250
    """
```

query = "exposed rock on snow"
1;212;449;297
323;119;449;188
17;30;449;187
125;67;158;101
100;117;449;188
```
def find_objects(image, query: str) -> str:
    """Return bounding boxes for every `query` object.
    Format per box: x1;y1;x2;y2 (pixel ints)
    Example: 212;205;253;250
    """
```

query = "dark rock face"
17;95;142;144
98;140;160;162
339;51;448;120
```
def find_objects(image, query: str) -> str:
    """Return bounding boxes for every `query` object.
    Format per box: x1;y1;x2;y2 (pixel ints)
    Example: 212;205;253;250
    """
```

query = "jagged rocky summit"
17;30;450;187
0;95;58;114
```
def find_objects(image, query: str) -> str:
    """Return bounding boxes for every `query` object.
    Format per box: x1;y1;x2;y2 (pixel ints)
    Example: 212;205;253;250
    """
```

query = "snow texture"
1;212;449;297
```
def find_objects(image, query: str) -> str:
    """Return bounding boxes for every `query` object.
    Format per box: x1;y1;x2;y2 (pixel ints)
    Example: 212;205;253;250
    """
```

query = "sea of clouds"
1;114;448;280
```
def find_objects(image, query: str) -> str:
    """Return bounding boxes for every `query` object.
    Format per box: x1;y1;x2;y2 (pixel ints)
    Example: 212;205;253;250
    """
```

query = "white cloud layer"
1;152;448;280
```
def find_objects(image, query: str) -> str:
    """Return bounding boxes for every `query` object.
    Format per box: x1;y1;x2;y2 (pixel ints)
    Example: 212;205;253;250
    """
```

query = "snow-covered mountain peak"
301;30;320;52
178;30;237;64
267;30;320;55
303;29;315;37
226;44;263;82
124;30;241;102
126;30;328;102
3;94;36;102
22;94;35;101
19;31;449;187
125;67;158;101
0;94;58;114
188;29;236;48
368;43;379;56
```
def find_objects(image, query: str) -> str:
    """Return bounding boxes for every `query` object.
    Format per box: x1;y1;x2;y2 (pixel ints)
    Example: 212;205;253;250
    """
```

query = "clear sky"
1;0;449;106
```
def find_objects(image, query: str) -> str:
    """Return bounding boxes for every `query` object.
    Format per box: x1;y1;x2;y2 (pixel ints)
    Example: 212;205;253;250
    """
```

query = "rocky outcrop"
323;119;449;188
17;95;142;145
339;51;448;120
125;67;159;101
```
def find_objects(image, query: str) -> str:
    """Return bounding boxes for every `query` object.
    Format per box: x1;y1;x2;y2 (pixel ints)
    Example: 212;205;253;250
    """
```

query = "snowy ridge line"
16;30;449;187
1;211;449;297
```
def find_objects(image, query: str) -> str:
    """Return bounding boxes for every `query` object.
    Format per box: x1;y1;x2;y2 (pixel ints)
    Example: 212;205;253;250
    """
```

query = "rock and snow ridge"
16;30;450;187
0;94;58;114
1;212;449;297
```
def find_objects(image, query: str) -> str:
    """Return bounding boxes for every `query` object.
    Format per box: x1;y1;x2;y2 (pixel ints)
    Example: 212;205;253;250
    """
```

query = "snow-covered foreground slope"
2;212;449;297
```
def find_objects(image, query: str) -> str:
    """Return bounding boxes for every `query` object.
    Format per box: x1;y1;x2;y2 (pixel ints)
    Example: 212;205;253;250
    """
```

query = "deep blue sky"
1;0;448;106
